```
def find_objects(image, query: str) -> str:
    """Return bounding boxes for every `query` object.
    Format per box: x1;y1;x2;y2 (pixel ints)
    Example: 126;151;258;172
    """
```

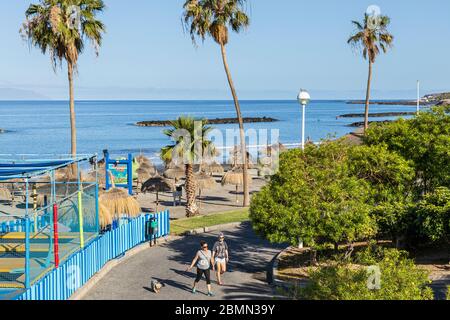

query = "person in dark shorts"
186;240;215;296
212;233;229;285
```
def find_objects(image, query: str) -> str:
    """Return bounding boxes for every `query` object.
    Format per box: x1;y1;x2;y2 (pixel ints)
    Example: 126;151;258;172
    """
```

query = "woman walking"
186;240;215;296
212;233;229;285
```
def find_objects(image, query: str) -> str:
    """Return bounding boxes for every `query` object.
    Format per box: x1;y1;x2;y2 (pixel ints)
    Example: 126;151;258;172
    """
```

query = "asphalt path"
83;222;286;300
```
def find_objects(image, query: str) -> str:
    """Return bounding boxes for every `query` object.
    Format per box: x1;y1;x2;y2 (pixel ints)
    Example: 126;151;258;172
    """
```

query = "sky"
0;0;449;100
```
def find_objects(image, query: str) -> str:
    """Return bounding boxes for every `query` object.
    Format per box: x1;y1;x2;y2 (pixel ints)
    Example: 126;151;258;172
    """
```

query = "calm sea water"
0;100;417;163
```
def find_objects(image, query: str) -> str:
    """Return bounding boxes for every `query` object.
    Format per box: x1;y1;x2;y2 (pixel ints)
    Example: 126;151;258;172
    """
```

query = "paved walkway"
83;222;286;300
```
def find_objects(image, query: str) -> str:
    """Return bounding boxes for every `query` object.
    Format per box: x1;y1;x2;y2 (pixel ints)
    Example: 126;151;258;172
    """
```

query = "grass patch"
170;209;249;235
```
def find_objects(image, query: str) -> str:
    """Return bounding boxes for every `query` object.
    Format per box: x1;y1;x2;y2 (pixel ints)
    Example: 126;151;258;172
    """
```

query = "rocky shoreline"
346;100;433;106
348;120;392;127
338;111;416;118
136;117;279;127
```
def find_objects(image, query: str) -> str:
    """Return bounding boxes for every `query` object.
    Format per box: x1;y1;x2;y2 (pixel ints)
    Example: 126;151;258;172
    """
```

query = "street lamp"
296;89;310;250
297;89;311;150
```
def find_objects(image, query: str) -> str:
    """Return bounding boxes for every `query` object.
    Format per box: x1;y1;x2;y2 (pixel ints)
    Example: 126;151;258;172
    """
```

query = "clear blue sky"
0;0;449;100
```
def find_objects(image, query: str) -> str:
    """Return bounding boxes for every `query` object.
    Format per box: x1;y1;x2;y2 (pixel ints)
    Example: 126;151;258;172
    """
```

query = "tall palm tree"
161;116;216;217
182;0;251;207
348;14;394;132
22;0;106;161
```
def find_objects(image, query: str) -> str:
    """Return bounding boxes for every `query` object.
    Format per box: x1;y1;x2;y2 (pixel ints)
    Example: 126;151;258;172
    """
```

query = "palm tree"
348;14;394;132
161;116;216;217
182;0;251;207
22;0;106;162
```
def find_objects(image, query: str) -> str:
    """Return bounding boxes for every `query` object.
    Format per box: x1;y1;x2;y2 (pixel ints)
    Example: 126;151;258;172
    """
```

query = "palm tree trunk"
68;62;77;156
364;61;373;133
68;61;77;175
220;43;250;207
185;164;199;217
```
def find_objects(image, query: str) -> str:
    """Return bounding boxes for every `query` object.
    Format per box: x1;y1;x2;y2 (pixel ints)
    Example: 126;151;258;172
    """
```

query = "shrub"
297;247;434;300
250;140;376;261
407;187;450;244
364;106;450;194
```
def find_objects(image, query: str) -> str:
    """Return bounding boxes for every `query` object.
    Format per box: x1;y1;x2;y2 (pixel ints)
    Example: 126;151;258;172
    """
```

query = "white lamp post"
297;89;311;150
417;80;420;114
296;89;310;250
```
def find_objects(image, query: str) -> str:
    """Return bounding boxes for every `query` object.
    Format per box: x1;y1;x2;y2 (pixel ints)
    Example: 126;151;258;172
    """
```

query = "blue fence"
0;216;47;233
14;210;170;300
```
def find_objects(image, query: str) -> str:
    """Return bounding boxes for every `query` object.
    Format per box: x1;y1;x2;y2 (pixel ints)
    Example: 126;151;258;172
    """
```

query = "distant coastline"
136;117;279;127
338;111;416;118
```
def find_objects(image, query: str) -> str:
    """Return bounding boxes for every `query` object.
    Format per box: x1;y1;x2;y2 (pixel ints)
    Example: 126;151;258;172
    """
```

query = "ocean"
0;100;418;164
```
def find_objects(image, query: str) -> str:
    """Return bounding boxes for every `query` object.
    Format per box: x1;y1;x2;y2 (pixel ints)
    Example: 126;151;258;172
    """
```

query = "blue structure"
15;211;170;300
0;156;99;297
103;150;133;195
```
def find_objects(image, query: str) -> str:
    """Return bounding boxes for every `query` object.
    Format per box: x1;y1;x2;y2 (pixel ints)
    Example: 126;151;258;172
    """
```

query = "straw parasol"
229;146;254;169
99;203;113;229
136;168;152;190
164;167;185;181
221;169;253;203
195;173;217;191
139;162;157;176
135;155;152;165
141;176;174;212
0;187;12;201
195;173;217;209
99;188;141;219
202;162;224;175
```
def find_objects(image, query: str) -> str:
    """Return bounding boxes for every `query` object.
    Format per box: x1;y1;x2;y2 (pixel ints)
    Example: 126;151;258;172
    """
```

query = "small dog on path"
151;279;163;293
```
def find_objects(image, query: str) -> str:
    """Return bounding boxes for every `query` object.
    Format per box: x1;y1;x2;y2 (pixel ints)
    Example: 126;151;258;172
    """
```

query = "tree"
347;144;415;241
250;140;376;263
22;0;106;161
161;116;216;217
297;246;433;300
348;13;394;132
182;0;251;207
410;187;450;245
364;106;450;194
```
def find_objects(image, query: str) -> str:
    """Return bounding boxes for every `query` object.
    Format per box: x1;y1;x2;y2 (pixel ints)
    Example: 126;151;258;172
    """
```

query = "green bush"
407;187;450;244
364;106;450;194
297;247;434;300
250;140;376;256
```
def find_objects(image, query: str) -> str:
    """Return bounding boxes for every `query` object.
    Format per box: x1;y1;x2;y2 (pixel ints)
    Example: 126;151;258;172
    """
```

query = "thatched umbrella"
136;167;152;191
141;176;174;212
221;169;253;203
0;187;12;202
99;203;113;229
202;162;224;175
99;188;141;220
164;167;185;182
229;146;254;169
135;155;152;165
195;173;217;209
139;162;157;176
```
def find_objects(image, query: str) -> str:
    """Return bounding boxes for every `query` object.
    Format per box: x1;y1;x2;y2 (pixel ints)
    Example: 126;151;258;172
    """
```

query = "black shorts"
195;268;211;284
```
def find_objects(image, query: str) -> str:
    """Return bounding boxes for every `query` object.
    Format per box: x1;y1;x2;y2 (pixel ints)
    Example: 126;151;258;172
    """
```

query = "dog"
150;279;163;294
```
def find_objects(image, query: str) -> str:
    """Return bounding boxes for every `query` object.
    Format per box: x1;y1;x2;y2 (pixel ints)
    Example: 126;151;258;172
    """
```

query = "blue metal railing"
15;210;170;300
